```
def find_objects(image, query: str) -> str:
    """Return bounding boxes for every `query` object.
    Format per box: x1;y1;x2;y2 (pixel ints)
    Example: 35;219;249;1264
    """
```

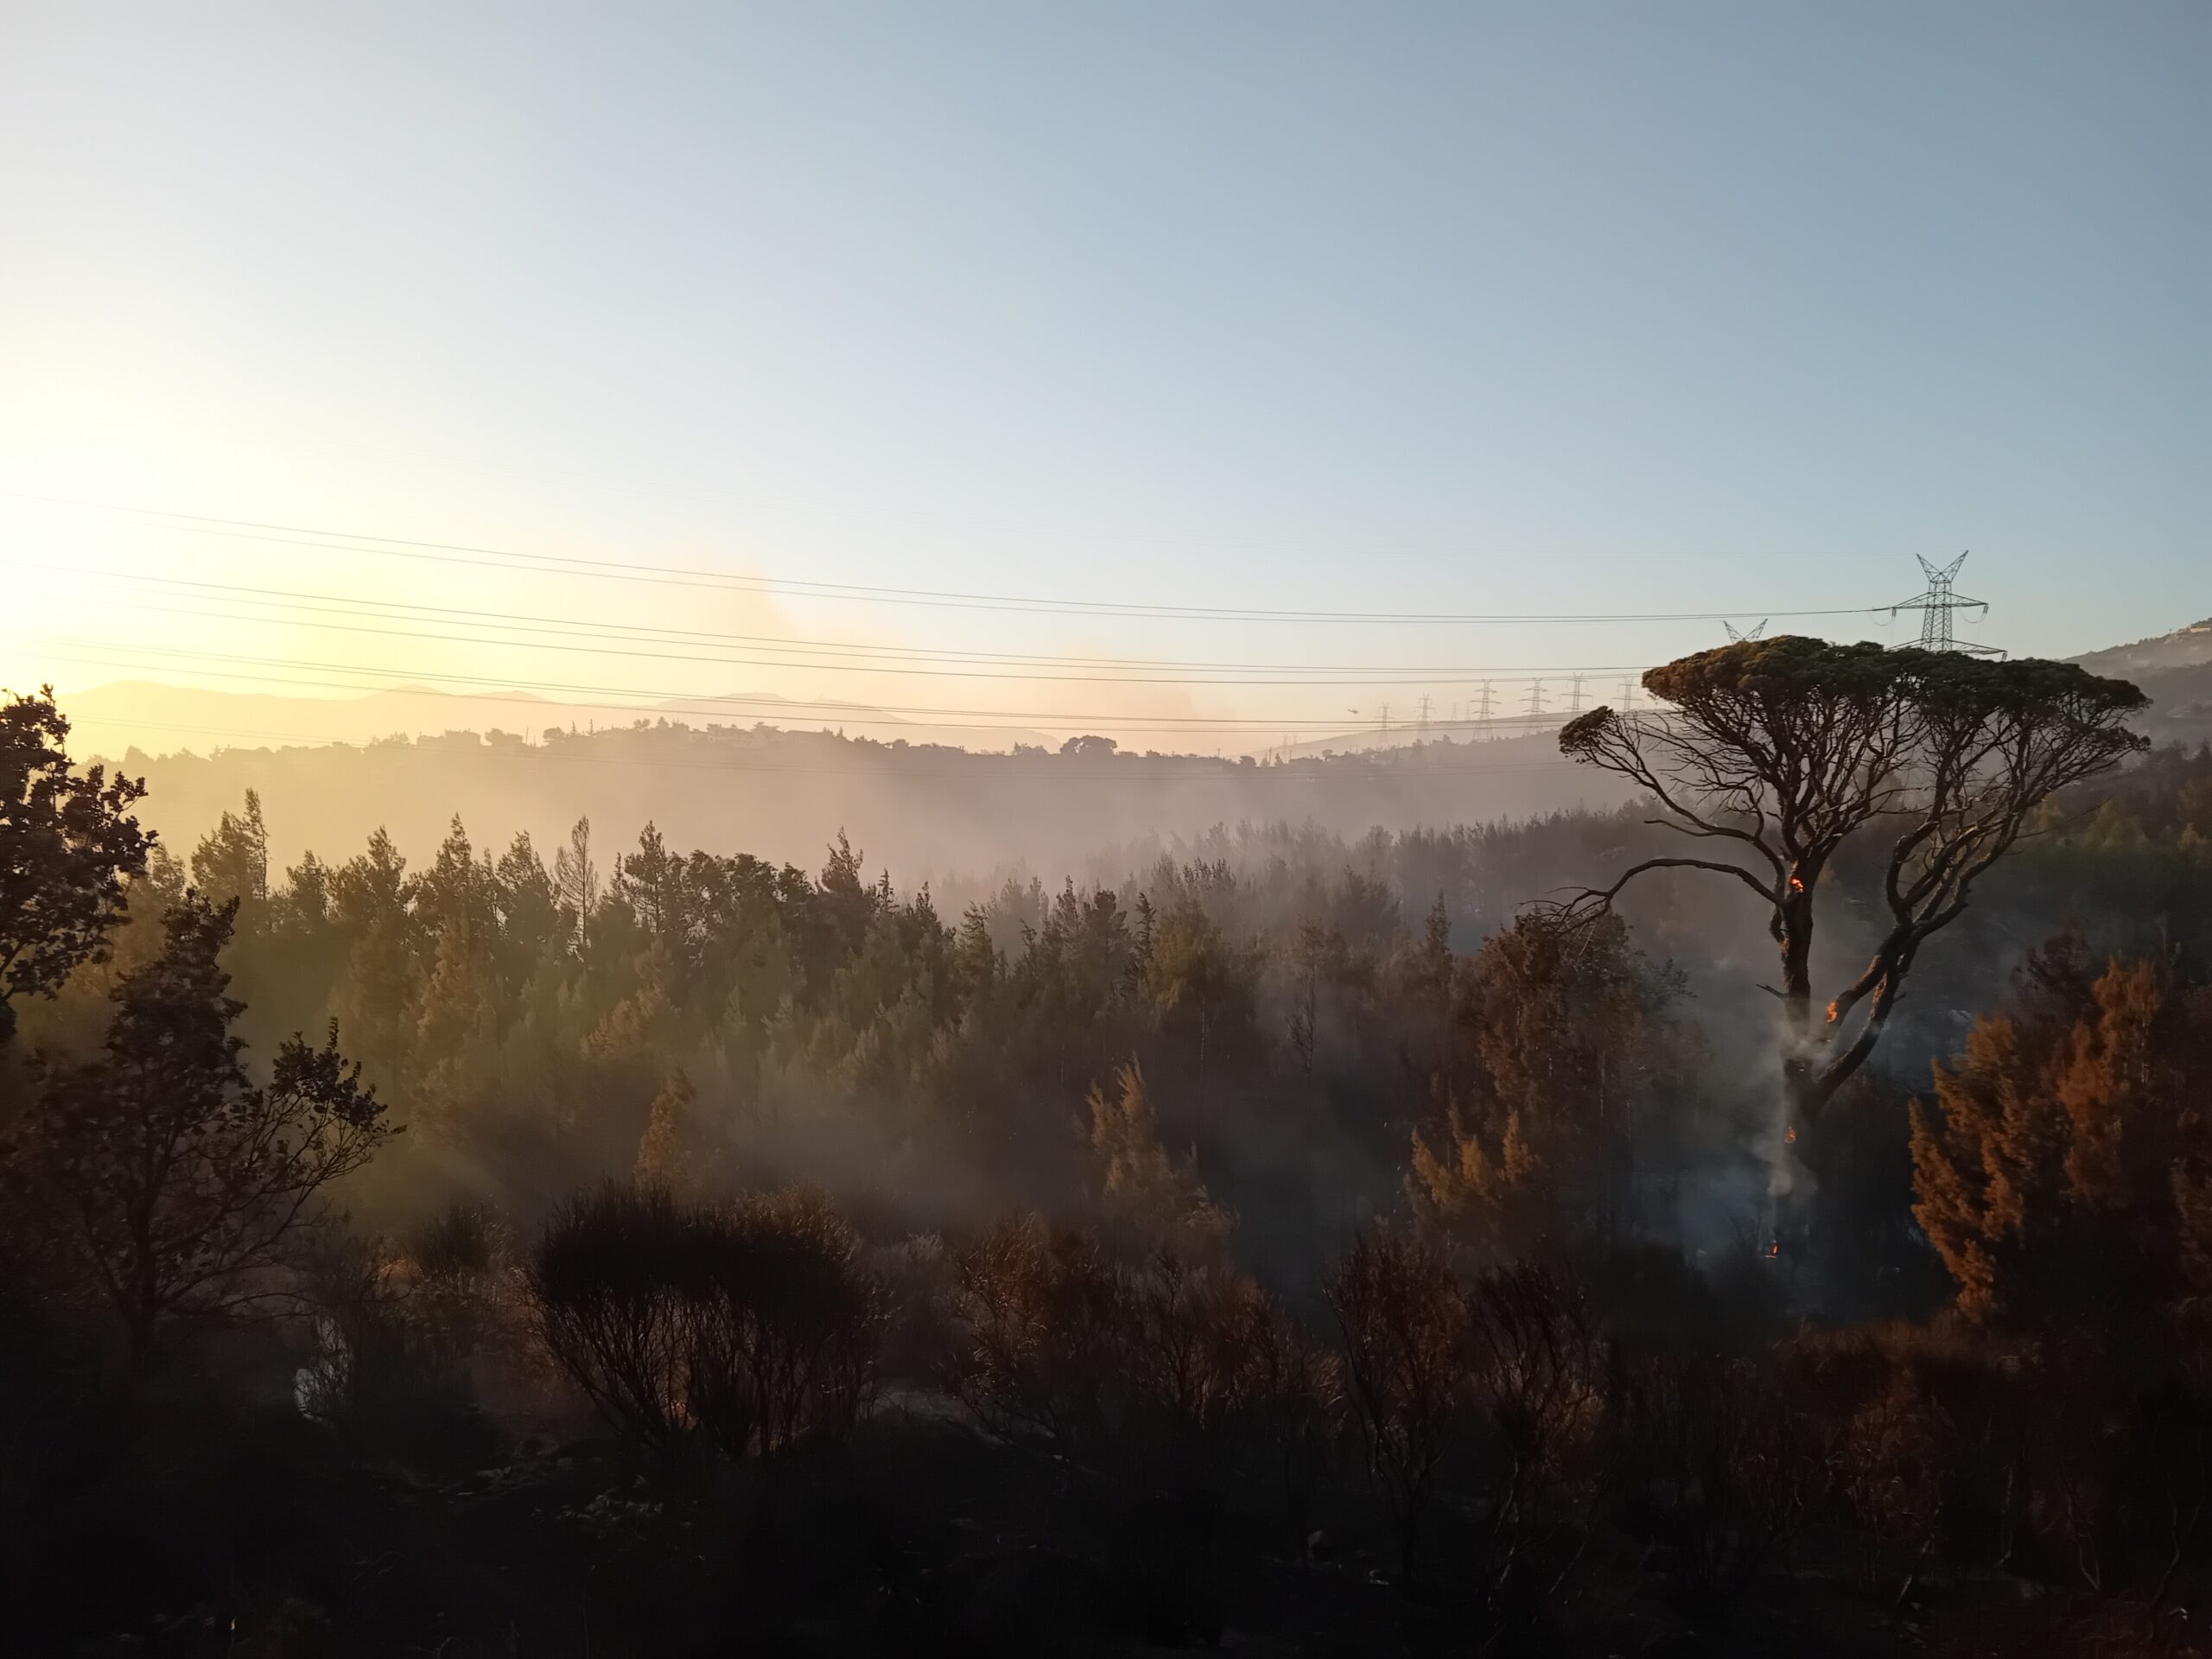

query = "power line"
9;636;1613;737
0;488;1892;627
1;558;1683;679
26;585;1679;692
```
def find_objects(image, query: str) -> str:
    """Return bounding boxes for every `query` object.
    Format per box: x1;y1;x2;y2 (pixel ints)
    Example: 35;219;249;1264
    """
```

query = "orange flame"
1785;1125;1797;1145
1788;875;1806;893
1768;1241;1782;1259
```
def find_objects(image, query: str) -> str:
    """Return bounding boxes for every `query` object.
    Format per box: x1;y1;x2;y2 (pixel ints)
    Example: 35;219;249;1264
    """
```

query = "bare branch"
1536;855;1778;932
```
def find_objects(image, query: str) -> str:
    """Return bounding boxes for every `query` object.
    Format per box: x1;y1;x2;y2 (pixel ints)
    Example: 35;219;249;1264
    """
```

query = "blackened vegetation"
528;1182;881;1478
12;678;2212;1653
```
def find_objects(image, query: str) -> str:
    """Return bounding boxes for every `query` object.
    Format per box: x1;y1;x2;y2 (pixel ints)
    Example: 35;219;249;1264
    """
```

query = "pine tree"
634;1066;709;1197
0;686;153;1042
1910;952;2203;1325
331;828;419;1090
620;822;683;941
1086;1061;1229;1255
493;830;561;982
552;816;600;956
9;893;391;1361
954;904;1000;1006
188;789;270;933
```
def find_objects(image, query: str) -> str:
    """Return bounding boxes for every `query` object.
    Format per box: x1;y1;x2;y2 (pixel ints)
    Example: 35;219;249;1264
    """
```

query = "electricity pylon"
1887;553;2000;655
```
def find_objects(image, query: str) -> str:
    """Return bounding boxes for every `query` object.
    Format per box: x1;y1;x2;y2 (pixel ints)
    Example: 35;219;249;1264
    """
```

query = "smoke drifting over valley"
7;5;2209;1649
90;694;1630;881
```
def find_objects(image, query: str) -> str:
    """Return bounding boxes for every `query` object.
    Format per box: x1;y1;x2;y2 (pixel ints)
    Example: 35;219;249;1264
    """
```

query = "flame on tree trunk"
1554;638;2147;1134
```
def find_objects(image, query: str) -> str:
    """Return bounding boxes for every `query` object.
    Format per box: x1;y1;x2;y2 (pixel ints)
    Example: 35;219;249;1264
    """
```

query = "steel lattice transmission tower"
1724;618;1768;643
1887;553;2001;655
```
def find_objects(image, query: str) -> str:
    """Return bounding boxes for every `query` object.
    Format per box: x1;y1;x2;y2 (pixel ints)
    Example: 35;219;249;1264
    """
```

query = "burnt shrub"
529;1182;703;1468
944;1217;1338;1586
1606;1347;1809;1613
413;1198;501;1280
526;1181;882;1478
685;1185;884;1470
1786;1323;2024;1611
1116;1251;1284;1493
1463;1261;1607;1625
295;1228;486;1465
947;1213;1128;1468
1113;1247;1341;1599
294;1205;544;1470
1328;1221;1468;1587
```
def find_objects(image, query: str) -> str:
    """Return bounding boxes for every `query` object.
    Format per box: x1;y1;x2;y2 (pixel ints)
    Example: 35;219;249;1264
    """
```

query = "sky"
1;3;2206;755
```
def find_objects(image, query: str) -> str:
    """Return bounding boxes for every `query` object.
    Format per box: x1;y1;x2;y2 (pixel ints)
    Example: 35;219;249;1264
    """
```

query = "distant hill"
78;704;1630;883
2072;617;2212;678
54;681;1058;759
56;607;2212;883
2071;617;2212;746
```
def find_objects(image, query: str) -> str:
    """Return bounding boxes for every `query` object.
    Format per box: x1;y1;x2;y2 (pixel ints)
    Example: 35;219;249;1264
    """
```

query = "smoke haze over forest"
5;4;2211;1655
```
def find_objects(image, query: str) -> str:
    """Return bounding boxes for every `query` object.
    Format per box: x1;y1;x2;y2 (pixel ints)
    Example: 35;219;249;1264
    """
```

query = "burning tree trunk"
1555;639;2146;1133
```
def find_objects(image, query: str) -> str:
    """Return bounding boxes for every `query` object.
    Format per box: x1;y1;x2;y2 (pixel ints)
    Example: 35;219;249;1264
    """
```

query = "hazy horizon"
9;12;2212;1654
7;2;2208;758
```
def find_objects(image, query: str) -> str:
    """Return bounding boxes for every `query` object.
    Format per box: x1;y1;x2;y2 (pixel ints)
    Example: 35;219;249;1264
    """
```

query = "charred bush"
947;1213;1128;1469
685;1185;885;1470
1116;1251;1286;1494
527;1182;709;1469
295;1228;487;1465
1607;1347;1808;1612
527;1181;882;1478
1329;1221;1468;1586
1463;1260;1607;1626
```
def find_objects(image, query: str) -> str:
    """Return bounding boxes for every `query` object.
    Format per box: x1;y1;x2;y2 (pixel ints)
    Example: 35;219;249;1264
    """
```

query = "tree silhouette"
0;687;153;1043
188;788;270;933
1557;639;2146;1128
1330;1222;1466;1586
331;827;417;1088
552;815;599;955
10;892;391;1362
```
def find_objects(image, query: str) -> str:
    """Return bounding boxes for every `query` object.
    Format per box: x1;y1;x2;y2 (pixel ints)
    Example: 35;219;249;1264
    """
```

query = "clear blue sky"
1;3;2205;746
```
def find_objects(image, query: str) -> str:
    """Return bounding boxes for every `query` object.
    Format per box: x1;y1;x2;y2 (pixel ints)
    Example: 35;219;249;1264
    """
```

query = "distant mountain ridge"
2070;616;2212;744
29;607;2208;883
53;680;1058;759
2071;617;2212;678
